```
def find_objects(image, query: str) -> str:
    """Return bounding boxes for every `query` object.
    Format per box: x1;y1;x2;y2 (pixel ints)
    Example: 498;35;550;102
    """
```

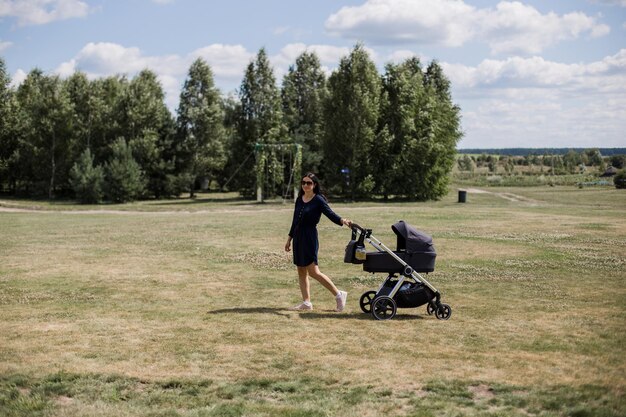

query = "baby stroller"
344;221;452;321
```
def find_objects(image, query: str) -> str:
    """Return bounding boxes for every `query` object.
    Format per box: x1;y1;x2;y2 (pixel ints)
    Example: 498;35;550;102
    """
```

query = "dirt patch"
464;188;491;194
0;206;36;213
437;239;534;261
464;188;540;205
0;204;292;215
226;251;292;270
469;384;495;400
55;395;74;406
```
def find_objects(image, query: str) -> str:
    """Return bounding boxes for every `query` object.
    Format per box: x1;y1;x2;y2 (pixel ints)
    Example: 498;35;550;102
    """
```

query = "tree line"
0;45;462;203
458;148;626;157
457;150;625;175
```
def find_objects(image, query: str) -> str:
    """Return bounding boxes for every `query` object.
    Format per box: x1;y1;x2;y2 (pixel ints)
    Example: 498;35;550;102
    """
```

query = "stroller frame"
351;224;451;320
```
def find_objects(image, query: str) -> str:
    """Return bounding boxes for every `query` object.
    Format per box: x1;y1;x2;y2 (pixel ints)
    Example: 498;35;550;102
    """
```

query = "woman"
285;173;352;311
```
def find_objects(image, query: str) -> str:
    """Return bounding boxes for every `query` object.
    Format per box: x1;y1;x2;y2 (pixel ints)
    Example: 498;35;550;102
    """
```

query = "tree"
14;69;74;198
323;44;380;198
504;157;515;175
373;58;461;200
457;155;474;172
176;58;226;197
374;58;426;198
416;60;463;200
609;154;625;169
87;76;128;166
64;72;91;155
105;138;145;203
281;51;327;174
370;124;396;199
219;93;241;190
563;149;582;173
614;169;626;189
122;70;175;198
231;48;287;197
0;57;18;192
584;148;603;167
69;148;105;203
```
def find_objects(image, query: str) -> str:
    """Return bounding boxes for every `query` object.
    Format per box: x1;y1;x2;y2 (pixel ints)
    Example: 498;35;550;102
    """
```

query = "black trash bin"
458;190;467;203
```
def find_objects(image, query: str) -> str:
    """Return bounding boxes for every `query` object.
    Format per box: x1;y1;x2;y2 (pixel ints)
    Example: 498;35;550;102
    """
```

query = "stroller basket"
378;280;434;308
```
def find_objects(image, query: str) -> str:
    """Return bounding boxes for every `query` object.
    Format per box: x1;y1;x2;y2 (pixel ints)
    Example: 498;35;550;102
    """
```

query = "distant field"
1;186;625;416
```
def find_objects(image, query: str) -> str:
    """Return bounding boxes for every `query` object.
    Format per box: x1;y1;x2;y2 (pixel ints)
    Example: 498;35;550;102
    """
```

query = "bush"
105;138;146;203
69;149;105;204
164;173;194;197
610;155;625;169
614;169;626;189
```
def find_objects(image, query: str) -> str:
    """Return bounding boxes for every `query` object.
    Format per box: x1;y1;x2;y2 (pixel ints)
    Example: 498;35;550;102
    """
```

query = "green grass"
1;186;625;416
1;373;623;416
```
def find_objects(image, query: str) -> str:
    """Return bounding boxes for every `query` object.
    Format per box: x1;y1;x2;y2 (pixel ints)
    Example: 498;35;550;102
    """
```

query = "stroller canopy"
391;221;434;253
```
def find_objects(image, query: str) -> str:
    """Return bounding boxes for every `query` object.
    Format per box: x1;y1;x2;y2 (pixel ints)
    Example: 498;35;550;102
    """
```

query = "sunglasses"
301;181;314;186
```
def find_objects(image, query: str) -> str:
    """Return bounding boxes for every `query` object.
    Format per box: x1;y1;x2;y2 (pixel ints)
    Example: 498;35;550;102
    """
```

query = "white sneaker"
335;291;347;312
290;301;313;311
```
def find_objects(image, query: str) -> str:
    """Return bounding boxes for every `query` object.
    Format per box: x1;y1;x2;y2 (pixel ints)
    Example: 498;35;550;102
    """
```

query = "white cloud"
386;50;417;63
9;68;27;87
56;42;252;80
273;43;351;67
326;0;476;47
269;43;353;80
481;2;610;55
53;42;374;111
0;0;90;26
190;44;253;79
444;50;626;148
0;39;13;52
325;0;610;55
54;42;256;109
459;93;626;148
442;49;626;93
273;26;290;36
593;0;626;6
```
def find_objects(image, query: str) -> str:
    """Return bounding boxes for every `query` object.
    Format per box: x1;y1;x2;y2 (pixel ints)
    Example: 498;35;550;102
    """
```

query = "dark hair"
298;173;328;201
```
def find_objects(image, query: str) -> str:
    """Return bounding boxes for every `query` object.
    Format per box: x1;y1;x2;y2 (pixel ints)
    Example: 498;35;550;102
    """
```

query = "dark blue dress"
288;194;343;266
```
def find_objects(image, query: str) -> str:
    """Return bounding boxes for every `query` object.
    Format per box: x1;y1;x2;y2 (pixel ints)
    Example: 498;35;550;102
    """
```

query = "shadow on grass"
208;307;292;317
299;312;424;321
208;306;424;321
152;196;251;206
151;194;296;207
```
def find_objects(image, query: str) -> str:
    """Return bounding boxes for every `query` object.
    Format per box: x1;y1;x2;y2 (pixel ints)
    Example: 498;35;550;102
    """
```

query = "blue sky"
1;0;625;149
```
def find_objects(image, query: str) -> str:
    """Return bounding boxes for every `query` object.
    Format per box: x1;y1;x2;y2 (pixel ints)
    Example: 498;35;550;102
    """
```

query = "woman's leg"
306;263;339;297
297;266;310;302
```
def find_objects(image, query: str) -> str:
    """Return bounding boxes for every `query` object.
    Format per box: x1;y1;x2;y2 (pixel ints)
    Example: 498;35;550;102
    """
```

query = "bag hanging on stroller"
344;220;451;321
344;227;367;264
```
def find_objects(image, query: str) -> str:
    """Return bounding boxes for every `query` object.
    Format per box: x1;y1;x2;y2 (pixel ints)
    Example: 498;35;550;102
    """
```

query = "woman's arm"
319;195;351;227
288;199;300;237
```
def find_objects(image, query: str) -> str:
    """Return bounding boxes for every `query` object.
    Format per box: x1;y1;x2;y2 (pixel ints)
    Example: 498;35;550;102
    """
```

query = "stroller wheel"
359;291;377;314
426;302;436;316
371;296;397;321
435;303;452;320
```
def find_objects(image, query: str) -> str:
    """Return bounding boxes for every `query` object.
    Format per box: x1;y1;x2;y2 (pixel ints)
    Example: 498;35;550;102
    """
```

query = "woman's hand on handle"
342;218;352;227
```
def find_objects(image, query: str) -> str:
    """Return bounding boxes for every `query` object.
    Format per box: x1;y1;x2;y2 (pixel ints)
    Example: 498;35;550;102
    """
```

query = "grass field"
1;186;625;416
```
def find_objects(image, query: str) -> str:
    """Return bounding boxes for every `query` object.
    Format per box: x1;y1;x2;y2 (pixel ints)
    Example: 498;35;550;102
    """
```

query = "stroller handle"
350;223;372;238
350;223;365;232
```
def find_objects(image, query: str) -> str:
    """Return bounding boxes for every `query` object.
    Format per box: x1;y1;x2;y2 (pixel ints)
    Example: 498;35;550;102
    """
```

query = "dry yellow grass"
1;186;625;415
